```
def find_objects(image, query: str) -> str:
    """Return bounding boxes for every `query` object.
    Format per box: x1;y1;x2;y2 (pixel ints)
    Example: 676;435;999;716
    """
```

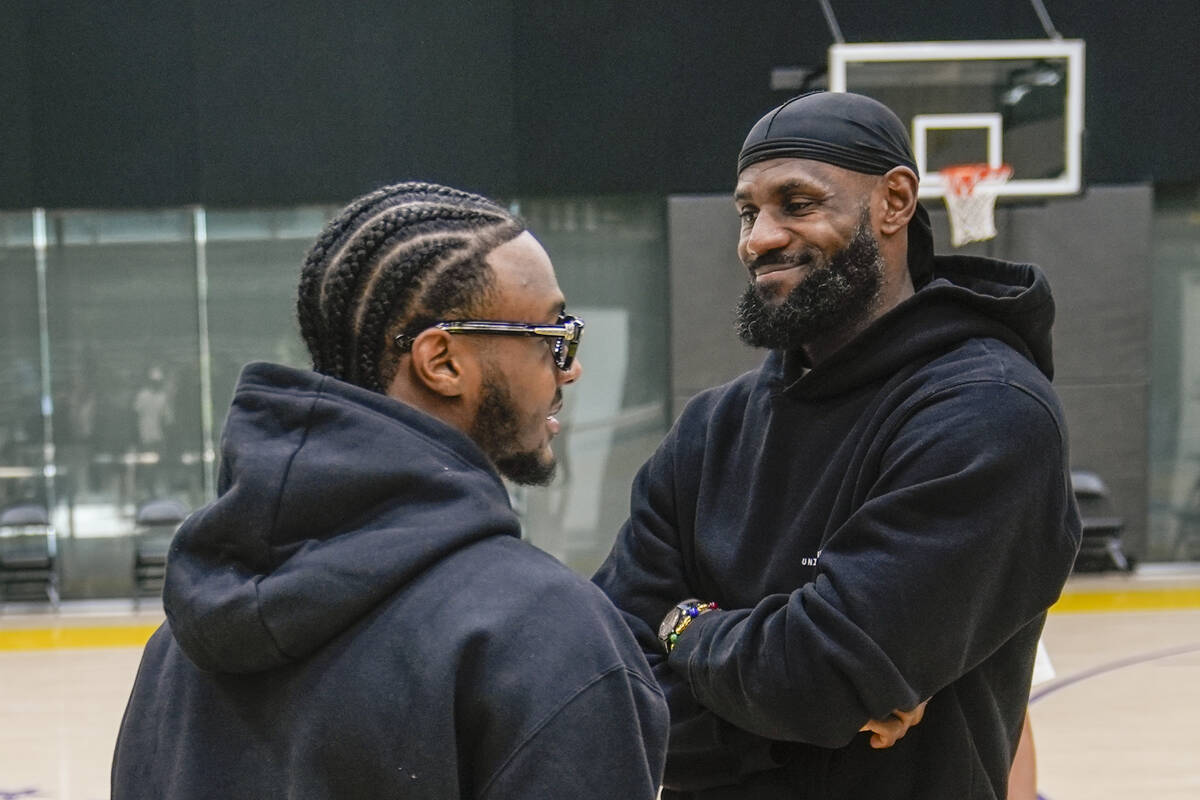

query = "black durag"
737;90;935;288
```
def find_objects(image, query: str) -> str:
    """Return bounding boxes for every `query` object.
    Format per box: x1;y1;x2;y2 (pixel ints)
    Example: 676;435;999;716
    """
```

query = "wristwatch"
657;598;719;654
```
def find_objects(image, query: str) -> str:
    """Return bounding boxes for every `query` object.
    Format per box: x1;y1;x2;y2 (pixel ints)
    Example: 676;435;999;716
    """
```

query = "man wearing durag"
594;91;1081;798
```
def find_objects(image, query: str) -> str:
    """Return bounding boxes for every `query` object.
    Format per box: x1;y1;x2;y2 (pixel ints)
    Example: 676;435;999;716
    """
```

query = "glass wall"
0;213;44;513
1149;184;1200;560
516;196;670;574
203;207;340;442
48;211;202;527
0;197;669;599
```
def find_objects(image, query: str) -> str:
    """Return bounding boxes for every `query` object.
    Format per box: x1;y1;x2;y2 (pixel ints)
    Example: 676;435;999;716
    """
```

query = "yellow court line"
2;587;1198;650
1051;587;1200;614
0;624;159;651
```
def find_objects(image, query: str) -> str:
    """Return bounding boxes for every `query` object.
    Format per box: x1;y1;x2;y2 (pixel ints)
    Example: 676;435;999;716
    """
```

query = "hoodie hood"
163;362;519;674
774;254;1058;400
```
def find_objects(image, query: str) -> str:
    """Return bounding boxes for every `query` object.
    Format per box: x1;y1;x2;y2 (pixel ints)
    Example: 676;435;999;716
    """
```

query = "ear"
878;166;920;236
407;328;470;399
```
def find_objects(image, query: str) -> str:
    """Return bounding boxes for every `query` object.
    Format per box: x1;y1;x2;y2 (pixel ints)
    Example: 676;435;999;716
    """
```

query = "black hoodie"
112;363;667;799
593;255;1081;799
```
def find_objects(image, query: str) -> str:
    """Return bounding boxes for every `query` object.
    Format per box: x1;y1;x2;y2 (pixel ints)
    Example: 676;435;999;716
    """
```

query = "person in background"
112;182;668;799
594;91;1081;799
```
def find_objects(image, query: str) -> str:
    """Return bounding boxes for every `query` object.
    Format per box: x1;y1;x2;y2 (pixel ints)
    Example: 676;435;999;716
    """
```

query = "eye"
784;199;813;215
737;207;758;226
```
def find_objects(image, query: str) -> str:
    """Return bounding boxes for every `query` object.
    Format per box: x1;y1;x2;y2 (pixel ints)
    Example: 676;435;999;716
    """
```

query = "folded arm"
666;381;1079;746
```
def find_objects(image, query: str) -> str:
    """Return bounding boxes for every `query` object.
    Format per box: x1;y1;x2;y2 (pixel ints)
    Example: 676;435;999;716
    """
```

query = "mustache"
746;249;812;273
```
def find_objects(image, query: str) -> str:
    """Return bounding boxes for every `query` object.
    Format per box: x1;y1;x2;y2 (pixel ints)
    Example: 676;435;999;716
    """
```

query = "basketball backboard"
828;40;1085;200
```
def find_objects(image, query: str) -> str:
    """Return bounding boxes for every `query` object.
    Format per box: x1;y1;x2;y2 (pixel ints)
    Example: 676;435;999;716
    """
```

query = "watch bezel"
657;598;700;648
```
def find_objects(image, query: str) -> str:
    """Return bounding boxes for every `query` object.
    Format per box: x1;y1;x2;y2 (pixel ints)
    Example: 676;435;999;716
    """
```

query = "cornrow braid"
354;235;468;391
298;182;505;372
297;182;525;393
317;206;474;380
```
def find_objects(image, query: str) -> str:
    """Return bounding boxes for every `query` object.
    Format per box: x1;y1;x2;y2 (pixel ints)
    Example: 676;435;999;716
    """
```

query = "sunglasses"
394;314;584;372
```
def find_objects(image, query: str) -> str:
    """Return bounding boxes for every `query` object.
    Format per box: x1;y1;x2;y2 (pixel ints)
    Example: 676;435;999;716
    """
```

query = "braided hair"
297;182;525;393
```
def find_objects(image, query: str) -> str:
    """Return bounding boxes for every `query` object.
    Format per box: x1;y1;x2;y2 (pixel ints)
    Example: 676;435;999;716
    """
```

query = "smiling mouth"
753;262;813;285
754;263;800;278
750;254;811;280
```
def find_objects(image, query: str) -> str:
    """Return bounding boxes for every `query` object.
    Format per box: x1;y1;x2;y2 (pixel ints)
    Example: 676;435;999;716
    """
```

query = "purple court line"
1030;641;1200;704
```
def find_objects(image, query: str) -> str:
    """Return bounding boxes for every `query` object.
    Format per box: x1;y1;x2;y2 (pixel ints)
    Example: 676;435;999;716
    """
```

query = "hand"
859;699;928;749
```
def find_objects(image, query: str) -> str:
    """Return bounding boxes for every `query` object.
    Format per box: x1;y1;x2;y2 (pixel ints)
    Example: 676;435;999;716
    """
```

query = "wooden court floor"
2;566;1199;800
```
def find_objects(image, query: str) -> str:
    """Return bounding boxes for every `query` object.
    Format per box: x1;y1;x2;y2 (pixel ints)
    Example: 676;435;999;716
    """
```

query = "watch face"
658;599;699;644
658;607;684;643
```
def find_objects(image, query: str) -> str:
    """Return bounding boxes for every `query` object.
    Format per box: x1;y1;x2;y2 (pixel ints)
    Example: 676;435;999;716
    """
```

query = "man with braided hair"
112;182;668;799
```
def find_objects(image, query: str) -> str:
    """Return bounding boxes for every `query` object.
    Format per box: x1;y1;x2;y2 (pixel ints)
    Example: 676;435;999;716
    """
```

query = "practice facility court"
2;566;1199;800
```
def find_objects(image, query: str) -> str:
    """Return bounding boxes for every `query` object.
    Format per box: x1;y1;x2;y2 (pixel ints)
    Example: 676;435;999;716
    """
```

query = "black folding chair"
1070;470;1133;572
0;503;60;609
132;498;189;604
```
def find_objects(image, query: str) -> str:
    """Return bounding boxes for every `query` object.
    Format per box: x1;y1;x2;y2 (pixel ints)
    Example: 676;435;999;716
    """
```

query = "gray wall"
667;185;1152;558
974;186;1153;559
666;196;762;413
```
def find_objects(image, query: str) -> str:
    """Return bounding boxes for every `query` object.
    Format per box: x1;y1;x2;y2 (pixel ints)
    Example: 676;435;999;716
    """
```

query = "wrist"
657;599;719;654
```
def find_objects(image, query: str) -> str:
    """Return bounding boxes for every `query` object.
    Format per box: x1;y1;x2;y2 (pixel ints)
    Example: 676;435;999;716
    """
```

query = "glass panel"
45;209;202;597
512;196;670;575
1149;184;1200;560
204;206;338;437
1;197;671;599
0;212;46;511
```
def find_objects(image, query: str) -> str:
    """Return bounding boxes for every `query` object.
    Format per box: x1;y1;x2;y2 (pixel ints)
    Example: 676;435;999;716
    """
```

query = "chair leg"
1106;539;1130;572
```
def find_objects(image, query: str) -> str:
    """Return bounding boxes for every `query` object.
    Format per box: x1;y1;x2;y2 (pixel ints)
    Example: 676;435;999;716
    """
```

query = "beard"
735;212;884;352
469;369;557;486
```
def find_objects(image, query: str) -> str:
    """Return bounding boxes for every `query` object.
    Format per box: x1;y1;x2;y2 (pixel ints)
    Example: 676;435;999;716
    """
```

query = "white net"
939;164;1012;247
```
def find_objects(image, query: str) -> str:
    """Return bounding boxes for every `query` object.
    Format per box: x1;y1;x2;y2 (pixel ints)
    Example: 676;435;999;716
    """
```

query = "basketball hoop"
938;163;1012;247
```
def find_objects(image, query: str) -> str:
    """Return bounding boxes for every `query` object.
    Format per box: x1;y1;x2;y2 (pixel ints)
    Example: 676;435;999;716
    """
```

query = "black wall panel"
0;2;34;207
0;0;1197;207
5;0;517;208
512;0;1057;194
27;2;200;207
190;0;518;205
512;3;790;194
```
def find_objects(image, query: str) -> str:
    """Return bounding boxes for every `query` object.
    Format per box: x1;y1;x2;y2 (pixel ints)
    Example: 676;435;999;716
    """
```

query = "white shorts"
1031;637;1056;687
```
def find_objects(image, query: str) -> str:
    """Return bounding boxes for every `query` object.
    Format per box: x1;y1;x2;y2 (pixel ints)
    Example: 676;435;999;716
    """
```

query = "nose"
743;211;790;259
558;357;582;386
